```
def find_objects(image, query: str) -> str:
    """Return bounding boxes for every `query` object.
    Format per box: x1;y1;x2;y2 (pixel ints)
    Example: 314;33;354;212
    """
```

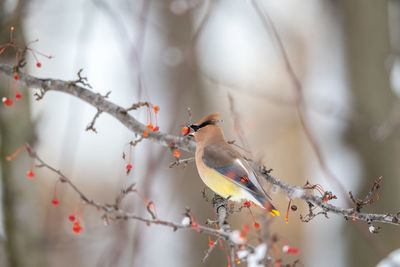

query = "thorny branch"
0;63;399;228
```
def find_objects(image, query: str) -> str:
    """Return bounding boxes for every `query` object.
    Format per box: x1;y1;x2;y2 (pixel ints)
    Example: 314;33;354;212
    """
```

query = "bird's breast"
195;150;242;200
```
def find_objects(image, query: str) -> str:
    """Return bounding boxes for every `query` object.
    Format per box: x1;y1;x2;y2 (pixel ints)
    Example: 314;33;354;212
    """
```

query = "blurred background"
1;0;400;266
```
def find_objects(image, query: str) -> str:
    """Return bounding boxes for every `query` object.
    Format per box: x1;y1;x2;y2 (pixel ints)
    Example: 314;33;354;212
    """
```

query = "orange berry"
173;150;180;158
181;126;190;135
239;231;246;239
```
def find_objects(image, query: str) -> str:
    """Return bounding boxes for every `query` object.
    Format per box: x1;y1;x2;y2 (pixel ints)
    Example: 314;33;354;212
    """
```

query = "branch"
1;64;399;227
24;144;228;239
261;168;400;226
0;63;195;153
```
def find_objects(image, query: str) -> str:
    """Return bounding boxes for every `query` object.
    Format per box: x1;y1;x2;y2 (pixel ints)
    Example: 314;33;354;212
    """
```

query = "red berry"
72;222;83;234
14;74;19;80
153;126;159;132
282;245;299;254
68;214;76;222
27;171;34;178
243;201;251;208
126;164;132;170
181;126;190;135
2;97;13;106
15;93;22;99
52;199;59;206
36;62;41;68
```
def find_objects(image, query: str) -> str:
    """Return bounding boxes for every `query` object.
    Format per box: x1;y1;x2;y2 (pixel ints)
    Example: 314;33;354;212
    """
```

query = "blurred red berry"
27;171;34;178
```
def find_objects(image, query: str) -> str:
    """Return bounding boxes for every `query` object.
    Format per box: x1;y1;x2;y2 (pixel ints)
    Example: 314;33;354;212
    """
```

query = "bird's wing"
202;142;270;201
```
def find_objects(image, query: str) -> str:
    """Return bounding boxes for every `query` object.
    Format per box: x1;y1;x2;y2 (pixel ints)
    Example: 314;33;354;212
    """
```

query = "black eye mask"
190;120;214;132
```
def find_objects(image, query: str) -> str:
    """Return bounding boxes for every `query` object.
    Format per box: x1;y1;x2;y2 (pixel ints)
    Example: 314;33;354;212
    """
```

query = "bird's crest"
194;112;220;128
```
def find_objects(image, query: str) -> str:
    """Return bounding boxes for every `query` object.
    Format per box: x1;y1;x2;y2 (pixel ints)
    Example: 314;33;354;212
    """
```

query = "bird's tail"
263;202;280;217
254;195;280;216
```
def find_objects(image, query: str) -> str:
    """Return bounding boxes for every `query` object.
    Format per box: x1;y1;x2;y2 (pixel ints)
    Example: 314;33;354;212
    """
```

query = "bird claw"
213;194;231;213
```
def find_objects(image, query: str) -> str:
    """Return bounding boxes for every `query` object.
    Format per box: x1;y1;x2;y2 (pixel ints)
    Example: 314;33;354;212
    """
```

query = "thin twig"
169;157;195;168
23;144;230;239
202;237;221;263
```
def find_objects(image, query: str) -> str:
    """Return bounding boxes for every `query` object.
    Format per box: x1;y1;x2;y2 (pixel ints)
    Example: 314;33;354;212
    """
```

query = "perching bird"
188;112;279;216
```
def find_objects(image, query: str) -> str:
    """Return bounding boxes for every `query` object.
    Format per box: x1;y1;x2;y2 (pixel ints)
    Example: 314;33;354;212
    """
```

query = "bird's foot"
212;194;231;213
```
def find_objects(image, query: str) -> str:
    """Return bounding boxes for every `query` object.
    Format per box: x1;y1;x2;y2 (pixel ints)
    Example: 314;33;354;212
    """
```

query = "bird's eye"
190;124;200;132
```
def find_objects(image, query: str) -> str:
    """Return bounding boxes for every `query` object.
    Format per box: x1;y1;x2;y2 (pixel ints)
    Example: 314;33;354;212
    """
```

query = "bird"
188;112;279;216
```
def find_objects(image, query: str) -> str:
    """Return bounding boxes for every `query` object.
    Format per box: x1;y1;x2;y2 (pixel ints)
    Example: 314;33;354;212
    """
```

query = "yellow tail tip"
269;209;280;217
